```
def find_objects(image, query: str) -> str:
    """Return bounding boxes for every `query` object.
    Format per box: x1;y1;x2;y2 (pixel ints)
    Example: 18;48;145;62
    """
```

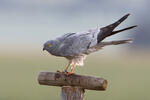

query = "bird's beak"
43;47;45;51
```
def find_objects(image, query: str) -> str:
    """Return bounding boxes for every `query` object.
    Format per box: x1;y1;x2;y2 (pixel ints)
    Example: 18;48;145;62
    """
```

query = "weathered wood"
61;86;84;100
38;72;107;91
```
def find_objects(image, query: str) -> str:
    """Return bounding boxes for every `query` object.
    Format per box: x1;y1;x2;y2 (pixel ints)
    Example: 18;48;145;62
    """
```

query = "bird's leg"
67;63;76;75
64;60;72;73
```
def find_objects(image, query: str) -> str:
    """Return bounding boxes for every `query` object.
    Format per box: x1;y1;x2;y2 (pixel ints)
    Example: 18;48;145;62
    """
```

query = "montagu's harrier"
43;14;137;74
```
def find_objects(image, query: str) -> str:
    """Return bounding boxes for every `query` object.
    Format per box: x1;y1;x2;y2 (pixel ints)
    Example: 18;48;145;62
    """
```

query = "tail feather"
83;39;132;55
100;39;133;47
97;14;137;43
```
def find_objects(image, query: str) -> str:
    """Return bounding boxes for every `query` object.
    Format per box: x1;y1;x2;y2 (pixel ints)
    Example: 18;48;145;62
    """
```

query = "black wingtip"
97;13;136;43
118;13;130;24
101;13;131;31
127;25;138;29
132;25;138;28
111;25;137;34
123;13;130;19
126;13;130;17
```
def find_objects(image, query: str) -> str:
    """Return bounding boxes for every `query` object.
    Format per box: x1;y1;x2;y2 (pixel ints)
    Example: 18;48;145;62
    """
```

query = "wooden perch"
38;72;107;91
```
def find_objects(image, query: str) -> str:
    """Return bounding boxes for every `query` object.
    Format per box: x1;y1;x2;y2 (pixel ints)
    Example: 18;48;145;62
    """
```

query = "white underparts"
70;55;87;66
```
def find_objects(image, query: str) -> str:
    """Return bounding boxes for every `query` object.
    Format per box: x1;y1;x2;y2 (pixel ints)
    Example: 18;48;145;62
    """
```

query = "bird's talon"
57;70;66;74
67;72;74;75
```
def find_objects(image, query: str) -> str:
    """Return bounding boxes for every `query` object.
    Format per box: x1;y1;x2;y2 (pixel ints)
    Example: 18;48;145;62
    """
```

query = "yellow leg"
68;63;76;75
64;60;72;72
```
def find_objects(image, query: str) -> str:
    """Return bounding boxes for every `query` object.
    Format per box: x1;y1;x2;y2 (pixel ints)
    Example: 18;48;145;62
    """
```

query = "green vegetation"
0;52;150;100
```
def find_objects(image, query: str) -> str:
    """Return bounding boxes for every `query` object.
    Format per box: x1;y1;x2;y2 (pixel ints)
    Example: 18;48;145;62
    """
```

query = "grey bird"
43;14;137;74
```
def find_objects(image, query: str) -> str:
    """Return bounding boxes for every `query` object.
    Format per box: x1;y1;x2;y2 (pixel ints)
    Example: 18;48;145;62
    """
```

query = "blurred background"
0;0;150;100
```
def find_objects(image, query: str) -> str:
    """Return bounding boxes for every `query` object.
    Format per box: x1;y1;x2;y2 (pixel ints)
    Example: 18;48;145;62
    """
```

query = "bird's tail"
83;39;132;55
97;14;137;43
100;39;133;47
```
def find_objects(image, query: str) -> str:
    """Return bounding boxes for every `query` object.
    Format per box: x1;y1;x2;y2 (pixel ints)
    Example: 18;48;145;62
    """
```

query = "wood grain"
38;72;107;91
61;86;84;100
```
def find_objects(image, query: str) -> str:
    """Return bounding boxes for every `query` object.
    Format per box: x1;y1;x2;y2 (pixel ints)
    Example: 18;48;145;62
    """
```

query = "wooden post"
38;72;107;100
61;86;84;100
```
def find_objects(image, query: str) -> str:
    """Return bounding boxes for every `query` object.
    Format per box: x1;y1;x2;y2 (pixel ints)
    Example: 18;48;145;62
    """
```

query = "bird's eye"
47;43;51;47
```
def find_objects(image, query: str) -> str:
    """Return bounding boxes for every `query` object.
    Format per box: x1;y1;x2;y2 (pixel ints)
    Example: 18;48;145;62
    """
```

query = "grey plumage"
83;39;133;55
43;14;137;72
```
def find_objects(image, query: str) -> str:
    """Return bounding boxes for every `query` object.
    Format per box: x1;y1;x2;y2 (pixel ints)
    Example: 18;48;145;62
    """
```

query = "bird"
43;14;137;74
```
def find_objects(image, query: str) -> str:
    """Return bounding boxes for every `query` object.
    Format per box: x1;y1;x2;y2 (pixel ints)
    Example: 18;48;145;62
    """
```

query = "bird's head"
43;40;55;52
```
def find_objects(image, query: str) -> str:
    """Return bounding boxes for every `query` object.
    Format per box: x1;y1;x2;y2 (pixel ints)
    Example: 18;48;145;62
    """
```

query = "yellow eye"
48;43;51;47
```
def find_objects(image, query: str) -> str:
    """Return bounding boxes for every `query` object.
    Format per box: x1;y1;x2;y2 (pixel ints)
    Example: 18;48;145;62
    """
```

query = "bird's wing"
58;32;76;40
83;14;137;54
57;14;137;57
97;14;137;43
57;28;100;57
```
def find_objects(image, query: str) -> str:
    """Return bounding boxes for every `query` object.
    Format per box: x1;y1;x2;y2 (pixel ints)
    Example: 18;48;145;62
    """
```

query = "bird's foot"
64;70;72;75
56;70;68;74
57;70;74;75
56;70;65;74
57;70;65;73
66;71;74;75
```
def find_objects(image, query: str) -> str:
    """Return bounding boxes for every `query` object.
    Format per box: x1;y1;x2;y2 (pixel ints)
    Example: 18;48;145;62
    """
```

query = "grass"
0;51;150;100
